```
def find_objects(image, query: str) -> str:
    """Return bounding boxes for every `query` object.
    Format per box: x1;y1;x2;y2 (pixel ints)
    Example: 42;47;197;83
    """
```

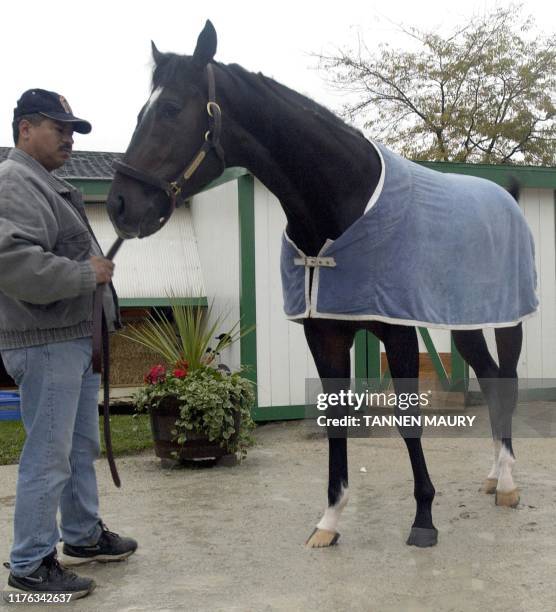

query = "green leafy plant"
122;299;256;459
134;365;255;457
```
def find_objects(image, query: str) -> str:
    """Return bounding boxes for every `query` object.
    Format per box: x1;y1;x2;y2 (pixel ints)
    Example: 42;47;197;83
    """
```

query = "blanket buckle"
293;256;336;268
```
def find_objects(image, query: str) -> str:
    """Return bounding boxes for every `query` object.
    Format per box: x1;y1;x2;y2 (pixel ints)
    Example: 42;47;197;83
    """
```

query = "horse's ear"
192;20;217;69
151;41;166;66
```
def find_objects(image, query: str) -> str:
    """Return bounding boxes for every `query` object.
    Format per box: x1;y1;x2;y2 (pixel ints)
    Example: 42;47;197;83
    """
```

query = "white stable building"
1;148;554;417
189;164;556;417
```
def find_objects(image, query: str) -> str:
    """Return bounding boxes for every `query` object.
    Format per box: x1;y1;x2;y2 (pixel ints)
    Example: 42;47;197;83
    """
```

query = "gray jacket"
0;148;120;349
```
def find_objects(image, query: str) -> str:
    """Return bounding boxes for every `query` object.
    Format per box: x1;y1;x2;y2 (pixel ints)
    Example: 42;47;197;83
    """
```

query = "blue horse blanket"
281;141;538;329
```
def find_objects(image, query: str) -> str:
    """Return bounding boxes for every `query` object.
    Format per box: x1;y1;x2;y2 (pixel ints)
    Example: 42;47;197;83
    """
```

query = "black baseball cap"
13;88;92;134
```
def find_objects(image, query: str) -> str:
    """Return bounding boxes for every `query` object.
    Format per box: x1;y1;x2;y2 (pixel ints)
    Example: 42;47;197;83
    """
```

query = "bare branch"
315;2;556;164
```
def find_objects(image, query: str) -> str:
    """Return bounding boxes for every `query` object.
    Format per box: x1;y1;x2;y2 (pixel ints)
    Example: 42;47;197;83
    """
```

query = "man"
0;89;136;599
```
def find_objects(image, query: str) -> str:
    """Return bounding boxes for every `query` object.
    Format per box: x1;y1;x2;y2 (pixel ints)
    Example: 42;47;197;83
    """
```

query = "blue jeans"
1;338;103;576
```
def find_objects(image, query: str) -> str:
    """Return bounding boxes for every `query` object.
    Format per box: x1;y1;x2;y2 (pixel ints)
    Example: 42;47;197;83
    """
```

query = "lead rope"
92;236;124;487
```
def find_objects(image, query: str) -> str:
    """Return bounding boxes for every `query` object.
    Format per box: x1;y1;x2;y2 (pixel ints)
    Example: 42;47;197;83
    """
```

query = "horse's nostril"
116;195;125;217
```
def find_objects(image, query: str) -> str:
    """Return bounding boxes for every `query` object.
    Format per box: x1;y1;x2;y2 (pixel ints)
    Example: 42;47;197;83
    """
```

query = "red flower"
144;364;166;384
173;368;188;379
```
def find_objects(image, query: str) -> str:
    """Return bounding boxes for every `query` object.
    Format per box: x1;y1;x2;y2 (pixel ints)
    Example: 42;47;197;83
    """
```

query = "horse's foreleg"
403;439;438;547
383;324;437;547
306;438;348;547
304;320;354;548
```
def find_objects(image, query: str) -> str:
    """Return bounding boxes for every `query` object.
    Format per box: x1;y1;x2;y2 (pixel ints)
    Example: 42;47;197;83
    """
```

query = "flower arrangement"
123;299;256;460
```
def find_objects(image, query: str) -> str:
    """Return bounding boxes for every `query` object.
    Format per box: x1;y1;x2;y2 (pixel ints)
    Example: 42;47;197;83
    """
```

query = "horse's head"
107;20;225;238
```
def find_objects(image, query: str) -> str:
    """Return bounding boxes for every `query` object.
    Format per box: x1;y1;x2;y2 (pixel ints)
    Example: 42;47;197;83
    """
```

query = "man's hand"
90;256;115;284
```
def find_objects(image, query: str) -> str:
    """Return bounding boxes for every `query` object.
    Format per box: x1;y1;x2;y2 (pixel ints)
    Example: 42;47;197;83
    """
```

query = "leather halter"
112;63;225;229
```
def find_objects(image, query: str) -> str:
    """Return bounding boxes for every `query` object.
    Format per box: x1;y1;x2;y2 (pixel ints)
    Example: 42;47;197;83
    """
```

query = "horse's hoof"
305;528;340;548
406;527;438;547
481;478;498;494
495;489;520;508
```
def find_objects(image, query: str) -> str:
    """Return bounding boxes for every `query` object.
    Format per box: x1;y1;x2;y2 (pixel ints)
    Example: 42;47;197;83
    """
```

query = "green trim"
237;175;258;408
416;161;556;189
354;331;368;379
450;336;469;392
418;327;450;390
354;327;470;393
69;179;111;200
118;298;208;307
201;167;250;192
73;161;556;419
68;167;251;202
367;332;381;379
354;331;382;379
252;404;306;421
353;330;394;390
67;162;556;200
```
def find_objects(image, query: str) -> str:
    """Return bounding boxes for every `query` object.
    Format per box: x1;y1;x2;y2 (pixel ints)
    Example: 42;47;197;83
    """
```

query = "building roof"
0;147;121;179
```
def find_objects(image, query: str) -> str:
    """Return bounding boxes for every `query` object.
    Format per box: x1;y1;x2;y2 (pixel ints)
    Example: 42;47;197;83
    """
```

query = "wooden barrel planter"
148;396;240;463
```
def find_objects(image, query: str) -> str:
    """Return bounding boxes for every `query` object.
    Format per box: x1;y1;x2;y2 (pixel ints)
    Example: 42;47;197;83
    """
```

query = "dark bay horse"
107;21;536;548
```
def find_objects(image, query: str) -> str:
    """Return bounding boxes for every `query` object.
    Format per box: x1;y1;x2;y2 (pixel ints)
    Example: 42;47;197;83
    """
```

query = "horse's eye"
159;103;180;119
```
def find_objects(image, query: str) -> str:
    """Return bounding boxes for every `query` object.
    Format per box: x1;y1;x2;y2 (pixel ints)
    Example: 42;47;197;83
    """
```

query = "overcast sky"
1;0;554;152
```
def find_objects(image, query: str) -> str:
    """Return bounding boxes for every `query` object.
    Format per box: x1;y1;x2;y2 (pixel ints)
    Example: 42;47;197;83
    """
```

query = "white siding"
190;182;242;371
464;188;556;380
253;180;358;408
87;204;205;299
254;181;314;407
88;176;555;403
519;188;556;379
250;182;555;395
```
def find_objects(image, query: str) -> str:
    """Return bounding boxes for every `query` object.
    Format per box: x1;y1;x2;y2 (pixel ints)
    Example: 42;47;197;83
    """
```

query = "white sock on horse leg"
487;440;502;479
496;445;516;493
316;486;349;532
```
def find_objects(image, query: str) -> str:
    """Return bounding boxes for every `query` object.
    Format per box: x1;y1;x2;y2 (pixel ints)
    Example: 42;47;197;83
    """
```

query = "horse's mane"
151;53;365;142
225;63;364;140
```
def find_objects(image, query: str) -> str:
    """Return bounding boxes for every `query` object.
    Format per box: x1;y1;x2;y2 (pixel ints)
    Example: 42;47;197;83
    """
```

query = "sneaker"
6;550;95;600
62;521;137;565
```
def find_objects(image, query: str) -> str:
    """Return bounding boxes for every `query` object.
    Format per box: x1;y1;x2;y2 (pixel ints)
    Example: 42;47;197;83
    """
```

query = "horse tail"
507;176;520;202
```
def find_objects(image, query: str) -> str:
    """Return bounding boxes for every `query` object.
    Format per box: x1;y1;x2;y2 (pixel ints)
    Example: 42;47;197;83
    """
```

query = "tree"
317;5;556;164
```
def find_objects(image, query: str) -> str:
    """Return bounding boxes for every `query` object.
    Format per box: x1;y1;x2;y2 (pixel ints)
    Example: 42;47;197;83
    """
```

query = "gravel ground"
0;419;554;611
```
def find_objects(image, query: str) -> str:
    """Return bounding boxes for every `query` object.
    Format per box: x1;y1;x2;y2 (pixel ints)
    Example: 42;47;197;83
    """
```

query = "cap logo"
59;95;72;114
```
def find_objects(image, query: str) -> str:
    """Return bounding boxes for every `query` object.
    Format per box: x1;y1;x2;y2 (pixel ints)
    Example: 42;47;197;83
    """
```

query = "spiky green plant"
124;298;256;461
121;298;253;371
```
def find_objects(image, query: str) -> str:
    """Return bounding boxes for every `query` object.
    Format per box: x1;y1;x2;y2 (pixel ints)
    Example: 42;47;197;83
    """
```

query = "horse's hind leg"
382;324;437;547
452;330;500;494
303;319;355;548
452;327;521;507
492;324;522;507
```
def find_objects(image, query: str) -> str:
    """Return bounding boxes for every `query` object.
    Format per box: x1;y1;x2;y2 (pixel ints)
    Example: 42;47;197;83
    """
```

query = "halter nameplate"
183;150;207;181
